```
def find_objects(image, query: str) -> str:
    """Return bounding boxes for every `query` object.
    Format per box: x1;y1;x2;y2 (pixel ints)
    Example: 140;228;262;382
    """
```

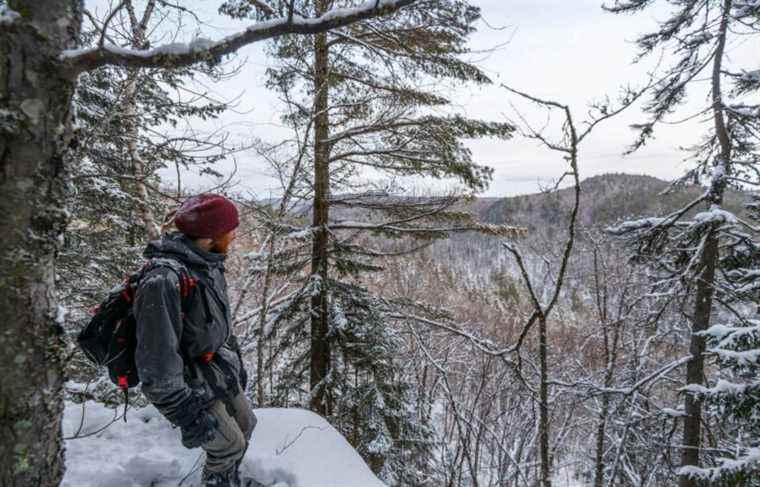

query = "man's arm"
134;266;218;448
133;267;192;420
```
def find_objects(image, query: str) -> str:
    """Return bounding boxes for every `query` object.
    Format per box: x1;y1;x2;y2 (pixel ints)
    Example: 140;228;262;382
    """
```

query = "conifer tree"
221;0;514;481
605;1;760;483
692;195;760;484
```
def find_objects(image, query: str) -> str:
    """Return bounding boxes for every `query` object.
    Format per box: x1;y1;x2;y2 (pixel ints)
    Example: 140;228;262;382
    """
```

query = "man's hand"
181;411;218;449
165;392;218;449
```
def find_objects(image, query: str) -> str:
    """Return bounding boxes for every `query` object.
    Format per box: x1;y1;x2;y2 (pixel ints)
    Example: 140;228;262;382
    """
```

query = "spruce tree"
693;195;760;484
605;1;760;483
221;0;514;481
60;4;236;397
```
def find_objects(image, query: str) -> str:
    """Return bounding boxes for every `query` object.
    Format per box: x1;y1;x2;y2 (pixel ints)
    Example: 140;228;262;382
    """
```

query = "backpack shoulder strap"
140;257;199;311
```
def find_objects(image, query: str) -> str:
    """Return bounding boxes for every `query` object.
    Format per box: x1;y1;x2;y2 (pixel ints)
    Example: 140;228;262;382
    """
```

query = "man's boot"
201;466;238;487
232;459;264;487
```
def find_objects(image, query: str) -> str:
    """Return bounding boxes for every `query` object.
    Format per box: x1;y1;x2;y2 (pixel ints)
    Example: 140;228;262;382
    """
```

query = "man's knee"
227;392;257;441
239;404;257;441
203;401;247;472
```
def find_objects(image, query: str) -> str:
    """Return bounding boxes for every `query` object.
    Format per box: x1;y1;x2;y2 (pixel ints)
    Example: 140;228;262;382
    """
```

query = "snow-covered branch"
61;0;417;75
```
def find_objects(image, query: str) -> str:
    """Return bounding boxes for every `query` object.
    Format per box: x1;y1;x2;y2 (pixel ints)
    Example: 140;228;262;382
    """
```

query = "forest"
0;0;758;486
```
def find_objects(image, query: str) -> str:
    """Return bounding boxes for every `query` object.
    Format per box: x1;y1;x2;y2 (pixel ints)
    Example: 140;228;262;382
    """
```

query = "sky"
87;0;760;198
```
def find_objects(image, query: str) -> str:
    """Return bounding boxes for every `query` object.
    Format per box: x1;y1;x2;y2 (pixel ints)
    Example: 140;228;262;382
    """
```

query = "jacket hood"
143;231;227;270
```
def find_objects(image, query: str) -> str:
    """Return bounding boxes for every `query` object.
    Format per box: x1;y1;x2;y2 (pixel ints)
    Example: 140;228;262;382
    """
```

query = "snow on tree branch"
61;0;418;75
0;5;20;25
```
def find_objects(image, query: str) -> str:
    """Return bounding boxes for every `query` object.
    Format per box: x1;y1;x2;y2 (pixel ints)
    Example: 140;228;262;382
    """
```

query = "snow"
63;400;386;487
711;160;726;181
0;5;20;25
661;407;687;417
60;0;411;62
56;304;69;326
681;379;748;397
712;348;760;366
701;322;760;349
711;447;760;474
285;228;313;240
305;0;398;23
606;217;666;234
145;38;216;56
693;206;737;225
676;465;707;480
728;104;760;118
734;1;760;16
552;460;585;487
61;37;216;61
677;447;760;482
700;323;737;340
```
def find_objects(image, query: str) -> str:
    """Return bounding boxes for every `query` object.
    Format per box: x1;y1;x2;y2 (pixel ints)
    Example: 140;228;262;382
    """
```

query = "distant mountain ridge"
424;173;751;279
478;173;749;231
251;173;749;235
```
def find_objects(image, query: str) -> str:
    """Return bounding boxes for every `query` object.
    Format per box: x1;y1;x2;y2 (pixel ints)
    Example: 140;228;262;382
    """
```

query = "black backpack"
77;259;199;402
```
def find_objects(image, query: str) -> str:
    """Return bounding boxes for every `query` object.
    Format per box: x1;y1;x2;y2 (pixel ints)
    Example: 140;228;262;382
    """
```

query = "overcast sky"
88;0;759;197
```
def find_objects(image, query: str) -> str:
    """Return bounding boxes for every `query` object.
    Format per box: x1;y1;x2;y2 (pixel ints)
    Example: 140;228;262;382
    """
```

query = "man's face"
211;228;237;254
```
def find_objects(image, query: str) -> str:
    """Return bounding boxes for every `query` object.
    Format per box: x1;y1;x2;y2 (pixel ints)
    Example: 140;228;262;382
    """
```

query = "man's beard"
211;240;230;254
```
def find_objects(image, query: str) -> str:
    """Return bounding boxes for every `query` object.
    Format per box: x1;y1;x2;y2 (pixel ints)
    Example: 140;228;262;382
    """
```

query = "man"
133;193;256;487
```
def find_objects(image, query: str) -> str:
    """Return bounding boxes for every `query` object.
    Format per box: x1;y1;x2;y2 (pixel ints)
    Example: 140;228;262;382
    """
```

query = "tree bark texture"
0;1;81;485
679;1;731;484
309;0;332;417
122;0;160;242
679;232;719;487
538;315;552;487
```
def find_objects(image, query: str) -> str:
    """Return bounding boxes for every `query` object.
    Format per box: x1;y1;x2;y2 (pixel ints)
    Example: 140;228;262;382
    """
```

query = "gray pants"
203;392;257;473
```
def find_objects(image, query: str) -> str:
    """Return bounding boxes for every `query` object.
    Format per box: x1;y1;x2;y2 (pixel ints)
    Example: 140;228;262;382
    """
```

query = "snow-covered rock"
63;400;385;487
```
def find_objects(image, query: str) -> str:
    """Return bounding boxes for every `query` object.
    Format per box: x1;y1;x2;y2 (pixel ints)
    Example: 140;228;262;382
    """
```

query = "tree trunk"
123;0;160;241
0;1;81;485
539;315;552;487
593;248;616;487
309;0;331;417
679;1;731;484
256;234;278;405
123;74;160;241
679;232;719;487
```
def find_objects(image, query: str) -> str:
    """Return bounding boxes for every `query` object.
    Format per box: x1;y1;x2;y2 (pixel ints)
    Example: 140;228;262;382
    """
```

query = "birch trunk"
123;0;160;241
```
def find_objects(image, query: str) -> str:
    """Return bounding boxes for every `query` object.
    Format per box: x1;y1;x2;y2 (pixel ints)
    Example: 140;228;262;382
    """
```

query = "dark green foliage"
261;276;437;484
231;1;513;481
695;195;760;484
600;1;759;483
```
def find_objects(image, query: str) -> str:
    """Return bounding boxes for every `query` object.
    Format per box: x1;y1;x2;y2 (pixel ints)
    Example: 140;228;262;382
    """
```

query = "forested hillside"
430;174;753;278
481;173;750;229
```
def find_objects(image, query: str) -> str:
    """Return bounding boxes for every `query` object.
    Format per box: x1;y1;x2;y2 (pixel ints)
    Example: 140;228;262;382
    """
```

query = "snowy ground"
62;400;385;487
552;467;586;487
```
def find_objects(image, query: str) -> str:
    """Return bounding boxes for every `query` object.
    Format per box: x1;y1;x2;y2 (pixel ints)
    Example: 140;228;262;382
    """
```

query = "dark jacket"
133;232;245;424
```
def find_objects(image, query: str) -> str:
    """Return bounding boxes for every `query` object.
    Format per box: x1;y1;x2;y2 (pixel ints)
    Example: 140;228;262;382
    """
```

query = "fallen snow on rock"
63;400;385;487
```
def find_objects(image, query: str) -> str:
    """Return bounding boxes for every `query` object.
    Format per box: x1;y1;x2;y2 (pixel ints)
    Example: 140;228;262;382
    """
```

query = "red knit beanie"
174;194;239;239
